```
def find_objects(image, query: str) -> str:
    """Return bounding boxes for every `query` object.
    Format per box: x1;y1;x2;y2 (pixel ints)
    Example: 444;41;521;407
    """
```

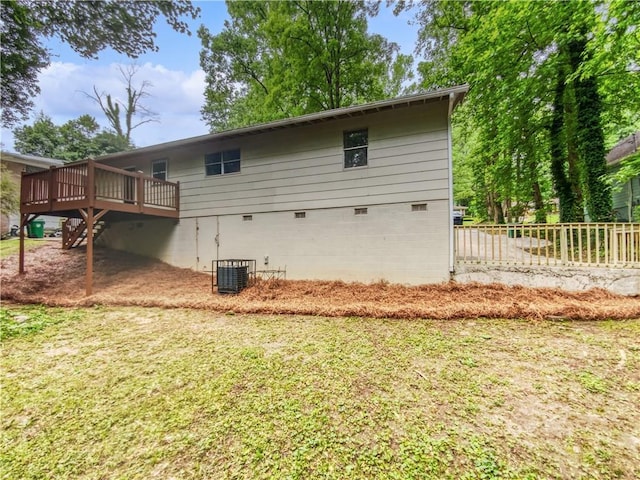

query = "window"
243;215;253;221
344;129;368;168
151;159;167;181
354;207;368;215
412;203;427;212
294;212;306;219
205;149;241;176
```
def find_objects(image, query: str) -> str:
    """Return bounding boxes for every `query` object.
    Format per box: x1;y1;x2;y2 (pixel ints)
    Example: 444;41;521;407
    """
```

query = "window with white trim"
344;129;368;168
205;149;241;176
151;159;167;180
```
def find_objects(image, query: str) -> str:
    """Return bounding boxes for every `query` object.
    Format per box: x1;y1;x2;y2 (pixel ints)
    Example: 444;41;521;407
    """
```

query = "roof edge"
95;84;470;163
606;131;640;166
0;151;65;168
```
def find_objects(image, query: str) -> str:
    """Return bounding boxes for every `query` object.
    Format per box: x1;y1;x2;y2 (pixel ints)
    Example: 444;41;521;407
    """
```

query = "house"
606;132;640;222
1;152;64;235
19;85;468;292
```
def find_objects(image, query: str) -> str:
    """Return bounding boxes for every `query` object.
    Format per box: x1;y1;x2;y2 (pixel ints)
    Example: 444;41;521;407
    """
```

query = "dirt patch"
1;242;639;319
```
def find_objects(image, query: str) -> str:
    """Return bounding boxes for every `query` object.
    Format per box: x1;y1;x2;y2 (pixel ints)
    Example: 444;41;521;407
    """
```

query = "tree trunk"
532;181;546;223
568;36;612;222
549;69;577;222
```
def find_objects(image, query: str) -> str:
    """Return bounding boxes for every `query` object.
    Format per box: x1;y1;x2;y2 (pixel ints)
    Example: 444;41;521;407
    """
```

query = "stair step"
62;219;108;250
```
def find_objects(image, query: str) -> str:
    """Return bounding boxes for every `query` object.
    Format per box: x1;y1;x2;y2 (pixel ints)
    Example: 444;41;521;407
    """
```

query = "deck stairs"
62;218;109;250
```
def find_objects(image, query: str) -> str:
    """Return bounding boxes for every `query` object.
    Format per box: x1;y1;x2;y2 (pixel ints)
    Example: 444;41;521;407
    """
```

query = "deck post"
48;166;55;211
86;207;94;296
87;160;95;208
137;171;144;212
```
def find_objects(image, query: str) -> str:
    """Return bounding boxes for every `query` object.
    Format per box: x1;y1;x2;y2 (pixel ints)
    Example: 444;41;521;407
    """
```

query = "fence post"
611;224;619;265
560;226;568;265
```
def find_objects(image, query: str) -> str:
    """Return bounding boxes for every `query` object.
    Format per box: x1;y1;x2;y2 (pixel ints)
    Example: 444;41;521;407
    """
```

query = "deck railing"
455;223;640;268
21;160;179;215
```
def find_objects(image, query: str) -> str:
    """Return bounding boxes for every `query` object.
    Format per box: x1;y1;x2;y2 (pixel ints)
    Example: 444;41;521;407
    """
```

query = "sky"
1;1;420;152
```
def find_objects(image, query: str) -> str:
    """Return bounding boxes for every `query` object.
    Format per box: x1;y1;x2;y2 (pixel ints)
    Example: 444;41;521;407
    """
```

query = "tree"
550;71;580;222
13;113;130;162
11;112;60;158
411;1;553;222
0;0;200;127
85;64;159;144
407;0;636;222
0;164;19;217
0;0;49;127
199;0;413;131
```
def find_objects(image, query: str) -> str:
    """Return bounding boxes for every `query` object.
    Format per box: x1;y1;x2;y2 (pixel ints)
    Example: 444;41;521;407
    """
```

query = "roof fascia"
95;84;470;163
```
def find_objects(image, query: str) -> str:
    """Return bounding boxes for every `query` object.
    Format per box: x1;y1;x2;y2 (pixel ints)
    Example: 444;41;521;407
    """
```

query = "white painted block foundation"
99;200;451;285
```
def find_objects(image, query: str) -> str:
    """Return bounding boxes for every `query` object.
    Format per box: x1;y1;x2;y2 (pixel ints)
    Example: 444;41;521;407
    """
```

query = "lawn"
0;238;44;259
1;305;639;479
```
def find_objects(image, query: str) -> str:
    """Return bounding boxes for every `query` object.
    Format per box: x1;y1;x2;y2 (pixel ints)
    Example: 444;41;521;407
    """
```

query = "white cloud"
1;61;209;151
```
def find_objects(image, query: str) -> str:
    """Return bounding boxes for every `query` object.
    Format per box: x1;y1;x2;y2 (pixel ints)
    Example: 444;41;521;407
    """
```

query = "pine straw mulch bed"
1;241;638;320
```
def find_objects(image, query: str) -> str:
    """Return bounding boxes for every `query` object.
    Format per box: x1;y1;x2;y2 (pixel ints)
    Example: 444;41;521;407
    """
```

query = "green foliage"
411;0;637;223
609;151;640;187
451;116;476;212
199;0;413;131
586;0;640;143
0;0;200;127
0;0;49;127
0;164;19;216
569;36;612;221
12;113;131;162
0;306;83;340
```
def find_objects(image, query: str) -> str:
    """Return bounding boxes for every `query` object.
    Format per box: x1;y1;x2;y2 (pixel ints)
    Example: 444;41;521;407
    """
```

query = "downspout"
215;216;220;262
195;217;199;270
447;92;456;276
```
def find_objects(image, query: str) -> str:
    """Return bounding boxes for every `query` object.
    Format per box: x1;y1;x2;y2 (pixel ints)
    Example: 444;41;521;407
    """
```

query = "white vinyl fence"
455;223;640;268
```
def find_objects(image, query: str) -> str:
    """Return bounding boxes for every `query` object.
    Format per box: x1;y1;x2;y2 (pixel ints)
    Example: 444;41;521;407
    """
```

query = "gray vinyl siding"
167;100;449;218
97;98;455;284
610;164;640;221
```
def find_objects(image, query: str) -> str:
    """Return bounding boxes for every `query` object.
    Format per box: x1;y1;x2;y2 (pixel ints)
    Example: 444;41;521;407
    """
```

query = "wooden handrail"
20;159;180;215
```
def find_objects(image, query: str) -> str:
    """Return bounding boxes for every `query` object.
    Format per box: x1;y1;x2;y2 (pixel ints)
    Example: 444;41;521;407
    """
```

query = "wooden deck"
19;160;180;296
20;159;179;219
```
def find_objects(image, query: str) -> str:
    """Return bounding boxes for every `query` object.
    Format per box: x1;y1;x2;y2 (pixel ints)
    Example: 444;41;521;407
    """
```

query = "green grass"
0;238;45;258
1;306;639;479
0;305;85;339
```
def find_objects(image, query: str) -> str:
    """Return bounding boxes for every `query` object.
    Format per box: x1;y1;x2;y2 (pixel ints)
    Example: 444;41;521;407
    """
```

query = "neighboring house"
606;131;640;222
20;86;468;287
1;152;64;235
